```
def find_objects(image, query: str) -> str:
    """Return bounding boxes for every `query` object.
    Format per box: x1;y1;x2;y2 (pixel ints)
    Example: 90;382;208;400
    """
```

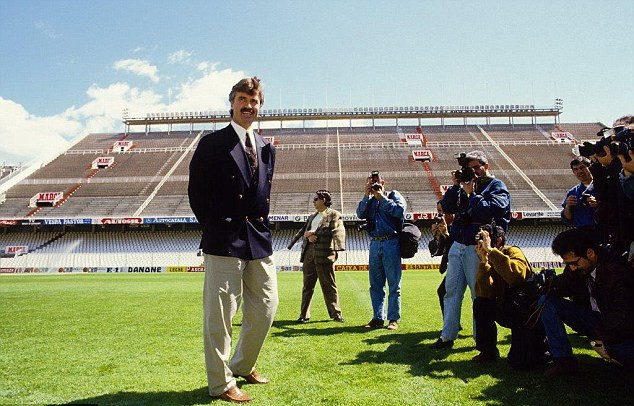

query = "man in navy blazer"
189;77;278;403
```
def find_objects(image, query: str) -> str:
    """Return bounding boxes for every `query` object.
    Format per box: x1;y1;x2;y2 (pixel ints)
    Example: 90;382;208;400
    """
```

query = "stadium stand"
0;122;593;271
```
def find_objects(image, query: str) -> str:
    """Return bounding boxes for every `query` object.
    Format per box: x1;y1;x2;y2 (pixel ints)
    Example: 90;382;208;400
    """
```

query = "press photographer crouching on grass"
539;228;634;377
472;223;547;369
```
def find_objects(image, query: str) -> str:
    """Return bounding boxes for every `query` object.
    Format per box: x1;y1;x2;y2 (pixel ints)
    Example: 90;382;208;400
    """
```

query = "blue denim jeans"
539;295;634;369
369;237;402;321
441;242;479;340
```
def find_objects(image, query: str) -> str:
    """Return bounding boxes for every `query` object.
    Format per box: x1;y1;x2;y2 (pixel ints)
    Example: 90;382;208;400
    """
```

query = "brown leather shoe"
386;320;398;330
236;369;269;384
215;385;251;403
364;319;384;329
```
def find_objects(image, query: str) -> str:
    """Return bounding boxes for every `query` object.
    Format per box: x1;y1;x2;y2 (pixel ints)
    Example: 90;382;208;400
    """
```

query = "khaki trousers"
299;244;341;319
203;254;278;396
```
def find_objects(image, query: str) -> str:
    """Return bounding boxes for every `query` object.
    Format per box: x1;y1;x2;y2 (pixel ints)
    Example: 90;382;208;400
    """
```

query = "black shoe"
296;317;310;323
429;338;454;349
333;315;345;323
471;351;499;362
364;319;384;329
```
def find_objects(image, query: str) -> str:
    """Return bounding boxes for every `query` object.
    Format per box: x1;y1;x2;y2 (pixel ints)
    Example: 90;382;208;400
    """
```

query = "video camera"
453;152;477;182
578;126;633;162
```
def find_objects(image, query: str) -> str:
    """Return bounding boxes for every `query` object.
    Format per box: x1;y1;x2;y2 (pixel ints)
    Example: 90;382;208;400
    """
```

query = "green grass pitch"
1;272;632;405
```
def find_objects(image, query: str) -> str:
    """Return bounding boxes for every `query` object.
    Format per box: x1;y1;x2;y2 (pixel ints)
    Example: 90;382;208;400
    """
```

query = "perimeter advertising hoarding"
143;217;197;224
43;218;93;225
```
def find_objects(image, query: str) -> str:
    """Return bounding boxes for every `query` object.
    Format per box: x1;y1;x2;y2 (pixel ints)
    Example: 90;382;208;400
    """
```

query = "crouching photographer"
538;228;634;377
577;116;634;257
472;223;547;369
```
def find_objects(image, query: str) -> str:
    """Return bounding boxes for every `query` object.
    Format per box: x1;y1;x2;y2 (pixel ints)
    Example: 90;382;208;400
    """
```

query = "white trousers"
203;254;278;396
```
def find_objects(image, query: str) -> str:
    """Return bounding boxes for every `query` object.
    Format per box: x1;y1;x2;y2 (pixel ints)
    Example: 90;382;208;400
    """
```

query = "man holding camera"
561;156;597;229
430;151;511;349
472;224;545;368
356;171;406;331
429;201;453;317
539;228;634;376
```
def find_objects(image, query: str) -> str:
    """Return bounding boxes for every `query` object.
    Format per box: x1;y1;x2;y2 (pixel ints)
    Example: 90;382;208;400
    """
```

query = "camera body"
371;182;382;191
578;126;633;161
433;213;444;224
357;220;375;232
579;193;592;207
454;166;476;183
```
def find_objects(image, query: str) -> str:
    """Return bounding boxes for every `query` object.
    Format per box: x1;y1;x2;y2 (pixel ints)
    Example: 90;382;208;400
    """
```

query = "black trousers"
473;296;547;368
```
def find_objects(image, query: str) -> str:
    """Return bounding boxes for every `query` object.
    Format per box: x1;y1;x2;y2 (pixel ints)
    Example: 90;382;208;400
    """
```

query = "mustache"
240;108;254;114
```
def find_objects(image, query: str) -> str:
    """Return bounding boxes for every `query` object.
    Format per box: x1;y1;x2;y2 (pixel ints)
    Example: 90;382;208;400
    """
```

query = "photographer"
430;150;511;349
472;224;546;368
580;116;634;253
356;171;406;331
539;228;634;376
428;201;453;317
561;156;597;230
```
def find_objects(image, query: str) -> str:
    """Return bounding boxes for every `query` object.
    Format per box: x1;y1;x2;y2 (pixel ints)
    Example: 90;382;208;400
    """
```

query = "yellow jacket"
475;246;533;301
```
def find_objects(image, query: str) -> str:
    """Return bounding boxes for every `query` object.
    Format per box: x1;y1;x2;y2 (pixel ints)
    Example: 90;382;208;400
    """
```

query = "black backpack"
399;222;421;258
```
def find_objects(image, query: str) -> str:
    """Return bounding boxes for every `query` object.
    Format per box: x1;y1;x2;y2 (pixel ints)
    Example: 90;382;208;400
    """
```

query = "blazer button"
268;180;272;184
231;175;235;179
266;198;270;203
258;217;264;222
245;216;249;220
238;194;243;199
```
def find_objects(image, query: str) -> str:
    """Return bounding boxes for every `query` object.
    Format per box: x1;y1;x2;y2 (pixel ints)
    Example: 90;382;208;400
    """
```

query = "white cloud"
34;21;62;39
131;46;145;54
0;65;249;164
113;59;160;83
169;50;193;65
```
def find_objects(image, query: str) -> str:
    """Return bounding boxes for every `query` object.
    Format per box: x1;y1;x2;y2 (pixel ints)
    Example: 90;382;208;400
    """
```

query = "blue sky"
1;0;632;164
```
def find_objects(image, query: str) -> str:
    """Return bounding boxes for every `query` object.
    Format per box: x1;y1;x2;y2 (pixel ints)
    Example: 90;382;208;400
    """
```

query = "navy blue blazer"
188;124;275;260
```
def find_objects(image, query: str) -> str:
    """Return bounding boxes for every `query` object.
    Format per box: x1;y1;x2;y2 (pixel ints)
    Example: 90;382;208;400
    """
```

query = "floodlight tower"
554;98;563;124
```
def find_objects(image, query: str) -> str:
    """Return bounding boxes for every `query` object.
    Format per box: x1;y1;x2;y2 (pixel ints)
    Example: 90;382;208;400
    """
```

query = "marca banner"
92;156;114;169
43;218;93;225
406;134;422;146
126;266;164;273
551;132;572;142
113;140;133;152
412;149;432;161
143;216;197;224
0;220;18;226
5;245;28;255
30;192;63;208
101;217;143;225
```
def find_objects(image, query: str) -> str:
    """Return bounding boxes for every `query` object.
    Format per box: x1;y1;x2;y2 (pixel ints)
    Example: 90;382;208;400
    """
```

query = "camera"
476;220;499;246
454;166;476;183
357;220;375;232
371;182;382;191
368;170;382;191
530;268;557;288
579;193;592;207
433;213;444;224
578;126;633;160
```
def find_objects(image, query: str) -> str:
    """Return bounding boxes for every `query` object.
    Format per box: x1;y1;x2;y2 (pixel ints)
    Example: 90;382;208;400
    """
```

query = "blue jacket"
560;182;596;228
356;190;406;238
441;177;511;245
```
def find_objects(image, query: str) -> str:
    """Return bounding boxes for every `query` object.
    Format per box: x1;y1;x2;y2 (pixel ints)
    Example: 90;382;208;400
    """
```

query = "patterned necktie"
245;132;258;173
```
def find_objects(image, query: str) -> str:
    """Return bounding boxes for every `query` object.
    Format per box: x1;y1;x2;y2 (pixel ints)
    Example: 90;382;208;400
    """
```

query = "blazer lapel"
227;127;252;185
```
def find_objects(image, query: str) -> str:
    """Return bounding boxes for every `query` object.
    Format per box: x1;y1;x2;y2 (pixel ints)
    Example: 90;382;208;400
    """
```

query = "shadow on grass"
54;386;212;406
271;318;381;337
344;331;634;406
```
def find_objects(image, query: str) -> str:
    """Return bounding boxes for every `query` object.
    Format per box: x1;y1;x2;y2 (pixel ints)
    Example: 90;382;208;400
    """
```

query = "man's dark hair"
229;77;264;116
612;115;634;126
551;228;599;258
316;189;332;207
465;150;488;165
570;156;591;170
